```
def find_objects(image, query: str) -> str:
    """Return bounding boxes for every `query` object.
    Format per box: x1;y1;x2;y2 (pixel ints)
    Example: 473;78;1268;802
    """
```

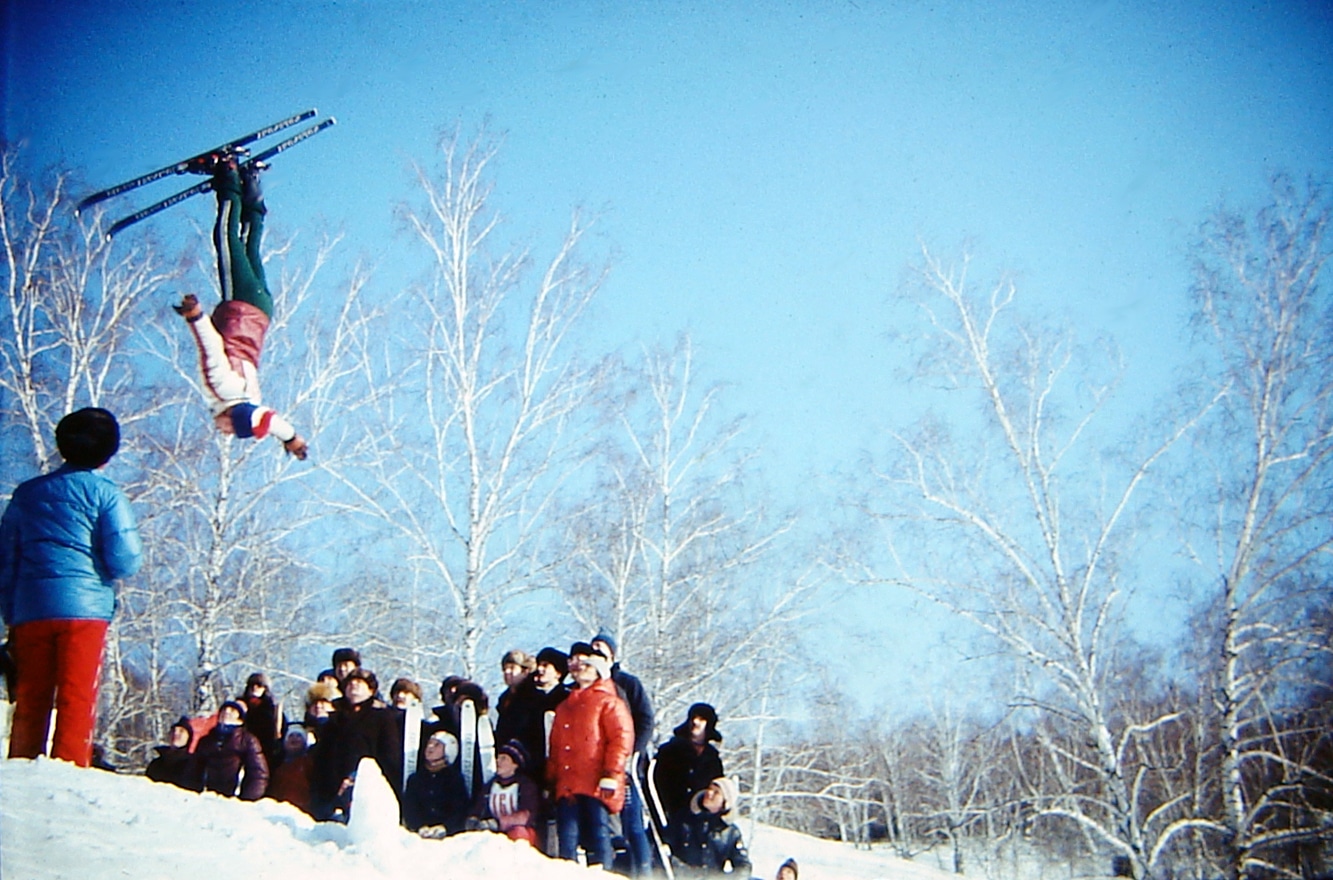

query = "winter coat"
547;677;633;813
266;751;315;816
312;699;403;806
193;724;270;801
0;465;142;626
242;692;283;760
402;762;470;834
653;732;725;819
667;799;752;877
610;664;655;755
144;746;195;789
494;678;569;782
471;771;541;844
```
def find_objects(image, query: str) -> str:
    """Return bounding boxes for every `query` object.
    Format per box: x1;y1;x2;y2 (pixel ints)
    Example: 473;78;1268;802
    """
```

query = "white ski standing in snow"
460;698;477;798
401;698;423;793
478;706;497;786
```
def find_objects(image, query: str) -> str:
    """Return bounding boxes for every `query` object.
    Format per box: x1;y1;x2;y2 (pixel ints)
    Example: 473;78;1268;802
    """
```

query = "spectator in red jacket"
547;642;633;869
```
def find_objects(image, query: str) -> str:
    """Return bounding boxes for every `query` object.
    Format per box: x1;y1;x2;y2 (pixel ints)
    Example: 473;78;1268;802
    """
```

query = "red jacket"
212;300;270;369
547;678;633;813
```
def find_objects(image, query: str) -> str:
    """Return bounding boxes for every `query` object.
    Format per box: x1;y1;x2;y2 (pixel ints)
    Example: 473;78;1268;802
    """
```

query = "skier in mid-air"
174;156;308;459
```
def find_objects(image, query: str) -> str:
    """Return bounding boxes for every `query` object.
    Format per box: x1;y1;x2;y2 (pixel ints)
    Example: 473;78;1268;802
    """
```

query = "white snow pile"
0;756;956;880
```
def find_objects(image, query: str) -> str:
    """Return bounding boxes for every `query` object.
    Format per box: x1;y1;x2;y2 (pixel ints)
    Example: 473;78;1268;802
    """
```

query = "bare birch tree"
1189;176;1333;880
323;127;604;679
863;246;1218;879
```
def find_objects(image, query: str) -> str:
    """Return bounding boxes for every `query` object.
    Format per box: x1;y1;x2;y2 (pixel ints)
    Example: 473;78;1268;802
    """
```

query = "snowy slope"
0;757;955;880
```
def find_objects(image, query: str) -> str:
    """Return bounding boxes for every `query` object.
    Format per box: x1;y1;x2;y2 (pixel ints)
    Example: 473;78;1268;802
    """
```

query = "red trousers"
7;619;109;767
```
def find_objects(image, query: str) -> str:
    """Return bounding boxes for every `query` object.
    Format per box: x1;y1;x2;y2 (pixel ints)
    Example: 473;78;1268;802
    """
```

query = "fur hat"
535;647;568;677
676;702;723;743
390;677;422;702
331;647;362;667
439;674;467;702
305;680;340;708
497;739;530;772
342;667;379;695
501;649;536;671
453;680;489;714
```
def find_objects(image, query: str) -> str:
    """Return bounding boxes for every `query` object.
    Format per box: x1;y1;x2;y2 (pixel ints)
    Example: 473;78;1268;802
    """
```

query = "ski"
460;698;477;799
638;754;676;880
103;117;336;240
75;108;317;216
401;698;423;794
477;708;496;787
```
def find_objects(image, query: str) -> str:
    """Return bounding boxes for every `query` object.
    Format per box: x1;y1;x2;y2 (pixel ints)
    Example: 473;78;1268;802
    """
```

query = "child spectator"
267;722;317;816
191;700;269;800
403;730;470;837
469;739;541;845
666;777;751;878
145;716;197;789
0;408;143;767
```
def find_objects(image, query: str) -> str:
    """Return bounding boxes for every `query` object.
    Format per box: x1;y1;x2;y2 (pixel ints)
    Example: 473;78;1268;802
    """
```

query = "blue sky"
4;0;1331;708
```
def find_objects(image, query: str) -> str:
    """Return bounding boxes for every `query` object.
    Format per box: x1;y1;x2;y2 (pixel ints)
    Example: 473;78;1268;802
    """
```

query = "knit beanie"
535;647;568;677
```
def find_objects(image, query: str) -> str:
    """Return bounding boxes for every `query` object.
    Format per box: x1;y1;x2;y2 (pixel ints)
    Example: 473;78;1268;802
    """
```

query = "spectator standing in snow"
145;716;197;789
654;702;726;819
330;648;361;687
266;723;317;816
495;649;535;720
192;699;270;800
312;667;402;822
591;631;655;876
666;777;751;878
548;642;634;869
496;646;569;786
303;680;339;731
776;857;799;880
468;739;541;845
390;677;423;711
0;408;143;768
240;671;283;761
403;730;470;837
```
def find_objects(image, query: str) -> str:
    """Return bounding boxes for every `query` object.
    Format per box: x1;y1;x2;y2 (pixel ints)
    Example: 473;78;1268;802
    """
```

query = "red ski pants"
7;619;108;767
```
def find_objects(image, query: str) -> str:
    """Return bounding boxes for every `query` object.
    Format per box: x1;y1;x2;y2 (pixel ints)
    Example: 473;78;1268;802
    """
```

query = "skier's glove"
283;435;309;460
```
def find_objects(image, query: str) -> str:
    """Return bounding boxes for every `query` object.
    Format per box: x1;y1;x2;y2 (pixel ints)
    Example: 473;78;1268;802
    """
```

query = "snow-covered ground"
0;756;958;880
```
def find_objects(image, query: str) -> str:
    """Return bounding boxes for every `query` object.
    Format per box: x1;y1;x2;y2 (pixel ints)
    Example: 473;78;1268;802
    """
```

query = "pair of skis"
76;109;336;240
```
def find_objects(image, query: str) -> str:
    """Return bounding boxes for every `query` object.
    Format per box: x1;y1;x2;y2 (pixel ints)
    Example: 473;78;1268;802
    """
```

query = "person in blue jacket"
0;407;143;767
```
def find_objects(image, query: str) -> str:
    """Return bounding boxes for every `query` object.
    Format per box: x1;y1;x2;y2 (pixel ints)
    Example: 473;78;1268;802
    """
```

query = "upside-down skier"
174;157;309;459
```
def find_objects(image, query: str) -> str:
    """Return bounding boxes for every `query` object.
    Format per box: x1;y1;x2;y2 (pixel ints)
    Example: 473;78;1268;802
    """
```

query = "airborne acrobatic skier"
173;157;309;459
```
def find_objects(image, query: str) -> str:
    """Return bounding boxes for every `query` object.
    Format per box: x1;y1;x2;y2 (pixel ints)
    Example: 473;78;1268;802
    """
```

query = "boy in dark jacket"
192;700;270;800
1;408;143;767
667;777;751;878
145;716;197;789
403;730;470;837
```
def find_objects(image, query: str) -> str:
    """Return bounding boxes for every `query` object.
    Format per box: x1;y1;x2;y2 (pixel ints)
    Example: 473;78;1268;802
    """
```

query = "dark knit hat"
535;647;568;677
245;672;271;691
497;739;530;771
569;641;611;679
331;647;362;667
219;699;248;720
343;667;379;695
778;858;799;879
591;631;617;657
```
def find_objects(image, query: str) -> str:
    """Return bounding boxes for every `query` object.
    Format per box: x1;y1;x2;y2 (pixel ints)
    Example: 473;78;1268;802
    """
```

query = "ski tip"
327;116;338;126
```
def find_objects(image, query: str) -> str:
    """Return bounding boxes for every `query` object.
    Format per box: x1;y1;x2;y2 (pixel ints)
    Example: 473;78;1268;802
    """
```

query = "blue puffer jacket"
0;464;143;625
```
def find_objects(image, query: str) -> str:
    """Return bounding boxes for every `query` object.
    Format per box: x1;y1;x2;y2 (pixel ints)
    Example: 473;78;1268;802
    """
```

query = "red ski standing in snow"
174;157;309;459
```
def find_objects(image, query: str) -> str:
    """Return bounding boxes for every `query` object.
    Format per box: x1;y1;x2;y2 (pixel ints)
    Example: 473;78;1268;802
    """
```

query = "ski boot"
185;146;247;175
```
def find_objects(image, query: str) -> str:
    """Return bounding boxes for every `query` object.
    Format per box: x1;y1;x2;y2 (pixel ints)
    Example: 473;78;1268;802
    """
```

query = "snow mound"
1;757;956;880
